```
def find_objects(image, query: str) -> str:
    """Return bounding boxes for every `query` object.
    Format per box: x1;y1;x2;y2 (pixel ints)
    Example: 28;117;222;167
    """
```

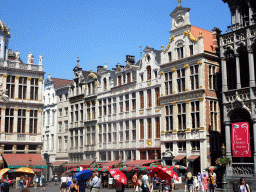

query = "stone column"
235;54;241;89
248;50;255;87
172;68;177;94
198;61;204;89
1;108;6;133
224;122;232;158
27;78;31;101
14;76;19;99
199;97;205;128
221;58;228;92
25;109;30;134
184;65;190;91
13;108;18;133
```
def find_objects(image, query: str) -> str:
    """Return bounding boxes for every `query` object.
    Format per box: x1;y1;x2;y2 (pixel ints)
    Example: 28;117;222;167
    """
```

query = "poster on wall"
232;122;251;157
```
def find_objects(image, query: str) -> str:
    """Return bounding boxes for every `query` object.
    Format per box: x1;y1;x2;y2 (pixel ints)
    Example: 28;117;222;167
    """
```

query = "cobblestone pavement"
7;182;221;192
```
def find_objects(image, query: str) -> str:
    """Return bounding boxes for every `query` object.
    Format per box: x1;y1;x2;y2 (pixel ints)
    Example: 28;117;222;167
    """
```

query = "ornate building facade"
0;20;46;169
220;0;256;190
159;2;221;174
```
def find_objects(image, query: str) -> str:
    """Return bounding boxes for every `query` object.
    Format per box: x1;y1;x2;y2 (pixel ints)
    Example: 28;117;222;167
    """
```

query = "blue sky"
1;0;230;80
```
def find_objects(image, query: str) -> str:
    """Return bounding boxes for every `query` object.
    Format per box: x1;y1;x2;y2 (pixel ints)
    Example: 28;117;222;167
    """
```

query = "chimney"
125;55;135;65
212;27;222;54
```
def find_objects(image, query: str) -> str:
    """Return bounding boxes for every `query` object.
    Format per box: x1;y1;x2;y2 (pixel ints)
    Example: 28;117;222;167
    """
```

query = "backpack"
3;182;9;192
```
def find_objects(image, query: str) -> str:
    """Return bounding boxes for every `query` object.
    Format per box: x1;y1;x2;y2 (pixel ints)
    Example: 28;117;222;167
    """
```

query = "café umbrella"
109;169;127;185
15;167;35;174
0;168;10;178
150;167;179;181
74;170;92;181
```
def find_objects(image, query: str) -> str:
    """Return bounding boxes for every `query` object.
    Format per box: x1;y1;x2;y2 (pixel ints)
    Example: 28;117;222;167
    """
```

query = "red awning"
52;161;67;166
187;155;200;162
2;154;47;168
80;159;95;168
100;161;121;168
173;155;186;161
124;160;159;167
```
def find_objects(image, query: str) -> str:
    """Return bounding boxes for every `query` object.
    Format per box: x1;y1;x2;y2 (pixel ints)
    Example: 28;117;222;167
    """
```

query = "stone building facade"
220;0;256;190
0;20;46;168
159;3;221;174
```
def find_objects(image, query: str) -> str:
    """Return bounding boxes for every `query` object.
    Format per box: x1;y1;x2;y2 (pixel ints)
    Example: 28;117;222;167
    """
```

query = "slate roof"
51;78;72;89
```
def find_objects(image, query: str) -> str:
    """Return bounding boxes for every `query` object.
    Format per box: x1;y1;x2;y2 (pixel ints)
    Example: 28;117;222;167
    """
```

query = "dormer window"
147;66;151;80
118;76;122;86
189;45;193;56
103;78;107;90
141;74;144;82
177;47;184;59
127;73;131;83
168;52;172;62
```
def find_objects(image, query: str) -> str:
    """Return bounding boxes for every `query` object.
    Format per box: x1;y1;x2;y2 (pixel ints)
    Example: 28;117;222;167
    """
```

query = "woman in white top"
60;173;68;192
193;176;199;192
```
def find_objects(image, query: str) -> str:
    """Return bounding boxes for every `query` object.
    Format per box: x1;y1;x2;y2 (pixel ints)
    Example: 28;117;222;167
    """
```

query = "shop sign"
232;122;251;157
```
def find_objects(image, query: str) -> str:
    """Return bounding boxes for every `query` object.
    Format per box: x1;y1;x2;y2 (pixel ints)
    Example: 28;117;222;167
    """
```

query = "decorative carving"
146;140;152;146
132;86;135;89
2;107;6;110
172;129;178;133
185;100;190;104
172;102;177;106
160;71;164;76
140;111;144;115
198;61;202;65
155;108;160;112
15;76;20;79
26;109;30;112
198;97;204;102
125;88;128;91
161;104;165;108
184;65;189;69
3;74;7;78
0;76;9;102
147;81;151;86
14;108;18;111
186;89;189;91
38;110;42;112
27;77;31;80
199;86;203;89
119;90;122;93
186;128;191;132
39;78;43;82
199;127;205;130
171;68;176;72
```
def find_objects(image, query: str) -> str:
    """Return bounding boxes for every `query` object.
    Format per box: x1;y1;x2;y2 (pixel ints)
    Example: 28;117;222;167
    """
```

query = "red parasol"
150;167;179;181
109;169;127;185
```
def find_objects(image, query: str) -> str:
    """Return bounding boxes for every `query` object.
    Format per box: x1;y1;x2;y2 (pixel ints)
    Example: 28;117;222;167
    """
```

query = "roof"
80;159;95;165
191;26;213;53
51;161;67;166
173;155;186;161
187;155;200;162
2;154;47;168
51;78;72;89
124;160;158;167
100;161;121;167
63;162;80;168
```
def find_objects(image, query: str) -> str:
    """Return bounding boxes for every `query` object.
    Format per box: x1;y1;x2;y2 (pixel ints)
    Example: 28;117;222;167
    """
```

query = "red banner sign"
232;122;251;157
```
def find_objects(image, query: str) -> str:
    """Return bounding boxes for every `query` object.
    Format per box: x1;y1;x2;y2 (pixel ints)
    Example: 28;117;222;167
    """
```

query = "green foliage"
215;156;232;166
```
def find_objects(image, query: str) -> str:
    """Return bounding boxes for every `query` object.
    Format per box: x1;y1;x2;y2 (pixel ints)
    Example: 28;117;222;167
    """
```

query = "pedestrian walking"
60;173;68;192
239;177;251;192
202;174;208;192
197;173;201;191
69;178;79;192
183;172;187;192
152;172;161;192
193;176;199;192
137;175;143;192
132;173;138;192
142;171;150;192
89;172;101;192
19;176;25;191
186;172;193;192
208;173;215;192
163;178;171;192
78;174;86;192
40;173;45;191
67;174;72;188
33;175;38;188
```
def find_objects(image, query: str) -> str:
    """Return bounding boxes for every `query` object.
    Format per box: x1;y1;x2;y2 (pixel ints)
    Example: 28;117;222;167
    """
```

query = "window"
99;100;102;117
132;120;136;140
125;94;129;111
58;137;62;152
141;74;144;82
47;110;50;125
140;119;144;140
165;72;172;95
178;142;186;151
80;103;83;121
127;73;131;83
118;76;122;86
178;103;186;130
6;75;15;99
119;96;123;113
189;45;193;56
177;47;184;59
92;102;96;119
210;101;218;131
165;143;173;151
52;94;55;103
59;109;62;117
65;93;68;100
190;65;199;90
29;110;38;134
168;52;172;62
113;97;117;114
140;151;146;160
71;105;74;123
209;65;216;90
58;122;62;132
119;131;123;141
75;104;78;122
191;101;200;128
108;99;111;115
155;88;160;106
177;68;185;92
166;105;173;131
59;95;62;102
103;78;107;90
17;109;26;133
132;93;136;111
30;78;38;101
18;77;27;100
64;136;68;151
155;117;160;138
52;111;55;125
147;66;151;80
191;141;200;150
65;107;68;116
51;134;54;150
140;91;144;109
147;118;152;139
65;121;68;132
147;90;152;108
154;70;158;78
125;129;129;141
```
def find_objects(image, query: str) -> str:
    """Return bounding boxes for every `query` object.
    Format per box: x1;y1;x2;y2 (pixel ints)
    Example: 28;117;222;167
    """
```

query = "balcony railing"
17;134;26;141
232;163;254;175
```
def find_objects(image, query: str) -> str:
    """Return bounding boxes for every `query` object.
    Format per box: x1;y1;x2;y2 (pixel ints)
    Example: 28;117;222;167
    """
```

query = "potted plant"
215;156;232;166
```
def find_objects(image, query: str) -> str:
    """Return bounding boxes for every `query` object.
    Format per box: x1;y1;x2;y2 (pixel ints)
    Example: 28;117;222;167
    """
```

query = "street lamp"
221;143;227;191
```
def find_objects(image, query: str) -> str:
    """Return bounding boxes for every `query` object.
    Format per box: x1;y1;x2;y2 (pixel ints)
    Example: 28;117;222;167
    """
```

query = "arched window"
238;45;249;88
226;49;237;90
147;66;151;80
103;78;107;90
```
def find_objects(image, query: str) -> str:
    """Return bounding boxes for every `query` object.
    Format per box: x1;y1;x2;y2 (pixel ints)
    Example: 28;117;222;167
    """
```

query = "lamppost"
221;143;227;191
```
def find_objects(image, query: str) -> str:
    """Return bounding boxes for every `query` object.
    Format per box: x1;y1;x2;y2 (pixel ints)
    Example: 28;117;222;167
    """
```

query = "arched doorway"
229;108;254;163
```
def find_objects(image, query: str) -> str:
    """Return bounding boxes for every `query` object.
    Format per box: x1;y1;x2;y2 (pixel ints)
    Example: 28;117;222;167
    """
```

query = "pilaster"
199;97;205;128
14;76;19;99
25;109;30;134
248;50;255;87
184;65;190;91
27;78;31;100
221;58;228;92
1;108;5;133
172;69;177;94
198;61;204;89
13;108;18;133
235;55;241;89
